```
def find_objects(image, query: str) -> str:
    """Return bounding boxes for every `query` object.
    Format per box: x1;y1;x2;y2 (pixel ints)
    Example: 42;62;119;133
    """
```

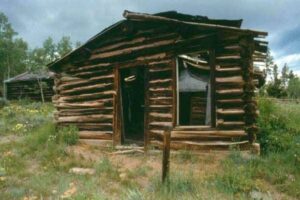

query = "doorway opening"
119;67;145;144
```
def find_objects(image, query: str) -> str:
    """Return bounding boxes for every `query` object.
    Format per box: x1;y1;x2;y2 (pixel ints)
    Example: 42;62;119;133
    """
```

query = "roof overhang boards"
47;10;268;73
123;10;267;38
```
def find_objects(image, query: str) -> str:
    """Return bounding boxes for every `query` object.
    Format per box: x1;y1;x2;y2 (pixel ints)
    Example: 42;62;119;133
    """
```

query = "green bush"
58;125;79;145
257;98;299;154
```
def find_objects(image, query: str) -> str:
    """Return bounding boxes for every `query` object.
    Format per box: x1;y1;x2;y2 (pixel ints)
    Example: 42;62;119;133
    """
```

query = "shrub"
257;98;299;154
58;125;79;145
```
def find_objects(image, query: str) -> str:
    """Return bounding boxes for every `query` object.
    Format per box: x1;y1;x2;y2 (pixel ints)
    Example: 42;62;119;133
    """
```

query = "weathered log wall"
53;66;114;143
52;20;267;150
147;59;175;145
6;79;54;101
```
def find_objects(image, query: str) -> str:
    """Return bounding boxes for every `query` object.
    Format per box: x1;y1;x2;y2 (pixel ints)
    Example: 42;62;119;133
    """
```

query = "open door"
119;67;145;145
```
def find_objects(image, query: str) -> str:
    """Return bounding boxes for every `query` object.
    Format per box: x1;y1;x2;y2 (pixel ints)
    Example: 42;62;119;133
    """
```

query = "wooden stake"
162;130;171;183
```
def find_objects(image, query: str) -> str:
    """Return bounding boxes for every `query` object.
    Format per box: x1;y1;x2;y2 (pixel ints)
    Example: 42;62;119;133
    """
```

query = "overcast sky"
1;0;300;73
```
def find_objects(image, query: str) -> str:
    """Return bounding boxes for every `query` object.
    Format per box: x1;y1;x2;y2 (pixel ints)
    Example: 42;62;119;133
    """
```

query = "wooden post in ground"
162;130;171;183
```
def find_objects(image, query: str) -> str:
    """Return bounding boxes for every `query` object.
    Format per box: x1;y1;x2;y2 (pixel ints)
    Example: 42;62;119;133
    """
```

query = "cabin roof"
4;71;54;83
48;10;267;71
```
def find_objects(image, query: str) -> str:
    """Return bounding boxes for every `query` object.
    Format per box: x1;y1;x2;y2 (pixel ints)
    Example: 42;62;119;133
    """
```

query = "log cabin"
3;71;54;102
48;10;267;151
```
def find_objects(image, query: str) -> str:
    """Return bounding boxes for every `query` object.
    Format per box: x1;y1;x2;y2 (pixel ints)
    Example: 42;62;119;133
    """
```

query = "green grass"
210;98;300;198
1;99;300;199
0;100;54;136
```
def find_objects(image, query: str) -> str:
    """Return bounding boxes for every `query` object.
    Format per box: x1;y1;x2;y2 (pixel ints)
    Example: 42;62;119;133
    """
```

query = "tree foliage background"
0;11;79;93
261;49;300;98
0;11;299;98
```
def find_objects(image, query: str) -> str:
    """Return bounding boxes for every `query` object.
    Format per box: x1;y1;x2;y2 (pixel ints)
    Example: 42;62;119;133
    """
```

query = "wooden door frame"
113;66;148;147
113;67;121;145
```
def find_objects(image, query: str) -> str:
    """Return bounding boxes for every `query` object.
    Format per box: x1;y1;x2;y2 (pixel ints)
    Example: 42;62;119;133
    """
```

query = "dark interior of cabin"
120;67;145;143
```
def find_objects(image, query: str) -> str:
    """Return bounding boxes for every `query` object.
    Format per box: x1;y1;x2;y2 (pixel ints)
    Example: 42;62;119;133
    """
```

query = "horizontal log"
57;74;114;90
148;59;173;66
216;89;243;95
57;114;113;123
217;109;245;115
149;140;251;150
67;63;111;73
70;68;113;78
149;78;172;84
58;107;113;112
217;99;243;104
57;109;113;116
59;84;113;95
90;38;177;60
118;53;171;69
57;92;113;102
94;32;178;54
149;112;172;118
216;76;244;84
149;121;173;126
149;100;172;106
169;140;250;150
149;96;172;100
217;120;245;126
55;101;105;109
173;125;211;131
149;67;172;73
94;37;147;53
216;55;241;60
150;133;238;142
171;129;246;137
79;131;113;140
216;66;241;72
149;105;172;109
